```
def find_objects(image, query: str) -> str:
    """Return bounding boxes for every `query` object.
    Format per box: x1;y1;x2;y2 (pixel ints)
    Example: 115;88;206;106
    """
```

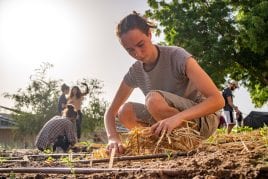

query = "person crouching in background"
35;104;78;152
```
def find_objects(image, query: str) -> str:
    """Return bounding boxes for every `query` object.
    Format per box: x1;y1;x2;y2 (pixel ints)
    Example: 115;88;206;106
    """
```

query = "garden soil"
0;129;267;179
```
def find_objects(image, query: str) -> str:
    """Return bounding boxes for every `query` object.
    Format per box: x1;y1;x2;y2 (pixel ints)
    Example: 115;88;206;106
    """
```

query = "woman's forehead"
120;29;147;47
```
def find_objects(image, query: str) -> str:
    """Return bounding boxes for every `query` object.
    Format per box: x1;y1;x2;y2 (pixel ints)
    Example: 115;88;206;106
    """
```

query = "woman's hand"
151;117;183;136
106;138;124;156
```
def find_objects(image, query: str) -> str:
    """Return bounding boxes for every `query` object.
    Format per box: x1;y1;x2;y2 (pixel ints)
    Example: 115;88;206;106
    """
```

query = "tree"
4;62;60;140
4;63;107;144
75;78;108;135
146;0;267;107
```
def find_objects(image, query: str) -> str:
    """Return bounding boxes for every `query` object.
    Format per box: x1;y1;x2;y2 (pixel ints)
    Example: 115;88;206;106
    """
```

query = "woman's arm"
152;57;224;135
227;96;239;112
105;80;134;154
81;82;89;96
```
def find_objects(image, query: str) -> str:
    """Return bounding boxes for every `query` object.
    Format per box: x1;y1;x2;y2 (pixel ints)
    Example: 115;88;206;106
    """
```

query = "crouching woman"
35;104;78;152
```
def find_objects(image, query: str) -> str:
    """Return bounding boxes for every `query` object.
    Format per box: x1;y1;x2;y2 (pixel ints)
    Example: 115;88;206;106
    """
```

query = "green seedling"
260;125;268;148
165;150;173;160
232;126;253;133
9;171;16;179
45;156;55;163
43;147;53;154
0;157;7;164
60;155;76;177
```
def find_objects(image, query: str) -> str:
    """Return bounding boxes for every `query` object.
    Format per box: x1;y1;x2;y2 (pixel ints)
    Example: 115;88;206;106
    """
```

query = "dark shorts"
132;90;219;139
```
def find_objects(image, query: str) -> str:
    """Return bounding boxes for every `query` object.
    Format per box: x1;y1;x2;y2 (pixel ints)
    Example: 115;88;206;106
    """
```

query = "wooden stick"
108;148;116;168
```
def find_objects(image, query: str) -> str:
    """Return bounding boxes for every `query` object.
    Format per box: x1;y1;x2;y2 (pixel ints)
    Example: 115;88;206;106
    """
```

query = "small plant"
216;127;227;134
206;128;226;144
0;157;7;164
60;155;76;177
43;147;53;154
9;171;16;179
60;155;72;167
232;126;253;133
74;141;92;152
260;125;268;148
45;156;55;164
164;150;173;160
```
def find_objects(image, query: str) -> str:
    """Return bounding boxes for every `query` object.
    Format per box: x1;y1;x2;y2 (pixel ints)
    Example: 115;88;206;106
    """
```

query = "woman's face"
120;29;155;63
72;88;78;94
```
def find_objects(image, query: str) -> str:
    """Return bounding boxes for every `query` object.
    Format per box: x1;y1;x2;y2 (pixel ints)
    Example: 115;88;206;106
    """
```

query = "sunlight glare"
0;0;79;67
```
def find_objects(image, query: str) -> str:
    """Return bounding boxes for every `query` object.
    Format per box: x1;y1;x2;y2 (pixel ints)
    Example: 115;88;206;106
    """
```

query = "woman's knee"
118;102;134;123
145;91;165;112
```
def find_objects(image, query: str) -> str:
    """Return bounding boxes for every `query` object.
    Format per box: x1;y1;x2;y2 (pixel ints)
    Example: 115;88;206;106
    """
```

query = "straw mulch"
205;127;268;155
91;124;203;158
92;126;268;159
123;125;203;156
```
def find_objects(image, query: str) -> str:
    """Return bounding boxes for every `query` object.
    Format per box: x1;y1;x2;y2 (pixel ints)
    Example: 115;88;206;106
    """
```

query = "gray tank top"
123;45;205;103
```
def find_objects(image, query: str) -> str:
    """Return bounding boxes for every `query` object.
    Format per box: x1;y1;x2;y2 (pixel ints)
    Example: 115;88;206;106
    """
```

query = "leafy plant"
260;125;268;147
43;148;53;154
146;0;268;107
9;171;16;179
60;154;76;177
3;62;108;146
232;126;253;133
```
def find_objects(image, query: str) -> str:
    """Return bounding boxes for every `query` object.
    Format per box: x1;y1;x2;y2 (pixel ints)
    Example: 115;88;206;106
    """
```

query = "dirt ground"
0;129;268;179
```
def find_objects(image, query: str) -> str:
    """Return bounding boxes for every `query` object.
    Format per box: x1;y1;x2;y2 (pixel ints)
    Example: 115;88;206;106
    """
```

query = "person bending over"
35;104;78;152
104;12;224;155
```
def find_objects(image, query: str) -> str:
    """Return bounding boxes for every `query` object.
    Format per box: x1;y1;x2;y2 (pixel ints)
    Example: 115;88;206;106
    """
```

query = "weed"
9;171;16;179
60;153;76;177
0;157;7;164
260;125;268;148
43;147;53;154
164;150;173;160
232;126;253;133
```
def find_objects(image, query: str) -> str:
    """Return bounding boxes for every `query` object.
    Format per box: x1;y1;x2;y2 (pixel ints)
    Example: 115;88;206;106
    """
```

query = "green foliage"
3;62;108;144
0;157;7;164
82;79;108;133
43;148;53;154
232;126;253;133
4;62;60;139
45;156;55;163
260;125;268;147
78;141;92;151
9;171;16;179
60;155;73;168
146;0;268;107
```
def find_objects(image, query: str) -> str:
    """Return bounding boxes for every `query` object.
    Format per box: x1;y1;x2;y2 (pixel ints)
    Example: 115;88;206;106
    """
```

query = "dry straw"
124;122;203;155
206;129;268;154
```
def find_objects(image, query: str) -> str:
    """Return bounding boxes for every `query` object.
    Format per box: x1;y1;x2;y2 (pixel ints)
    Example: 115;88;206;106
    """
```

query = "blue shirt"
58;94;67;114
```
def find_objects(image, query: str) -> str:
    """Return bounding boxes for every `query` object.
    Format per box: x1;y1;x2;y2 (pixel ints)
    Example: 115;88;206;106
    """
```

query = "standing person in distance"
35;104;78;152
104;12;225;155
58;83;70;115
222;80;240;133
68;82;89;141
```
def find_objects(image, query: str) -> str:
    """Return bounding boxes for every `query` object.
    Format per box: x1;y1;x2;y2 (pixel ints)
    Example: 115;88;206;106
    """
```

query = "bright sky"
0;0;267;115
